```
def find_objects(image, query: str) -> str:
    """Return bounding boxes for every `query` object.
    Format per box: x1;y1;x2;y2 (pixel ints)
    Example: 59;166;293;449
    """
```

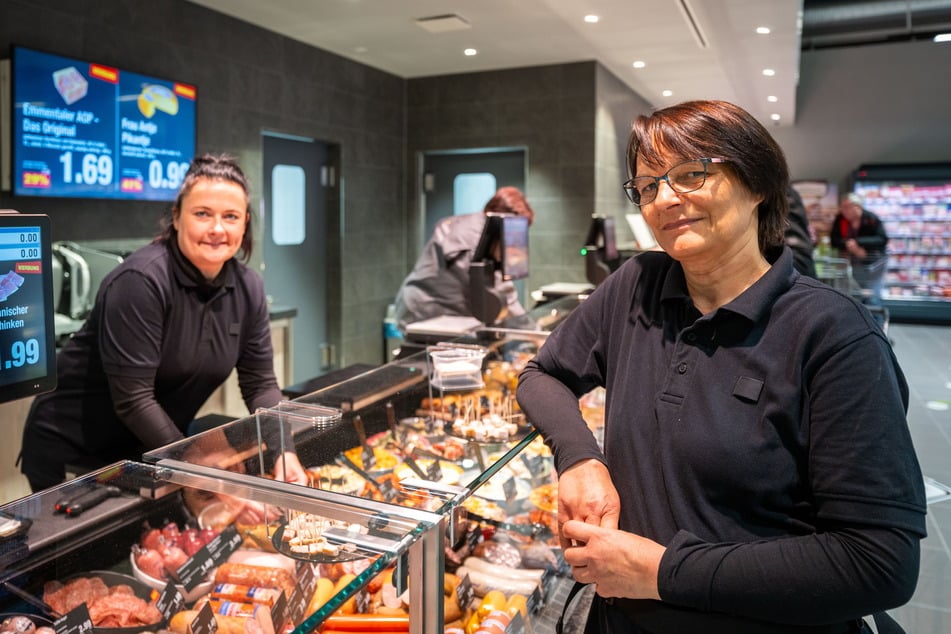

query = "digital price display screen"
11;46;196;201
0;213;56;403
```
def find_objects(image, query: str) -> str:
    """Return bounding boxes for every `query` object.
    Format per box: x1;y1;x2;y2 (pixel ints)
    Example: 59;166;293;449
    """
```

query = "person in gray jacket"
394;187;536;331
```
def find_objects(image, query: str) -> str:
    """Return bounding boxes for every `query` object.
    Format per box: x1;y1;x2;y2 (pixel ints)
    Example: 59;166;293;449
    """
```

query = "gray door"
420;149;526;242
262;133;330;383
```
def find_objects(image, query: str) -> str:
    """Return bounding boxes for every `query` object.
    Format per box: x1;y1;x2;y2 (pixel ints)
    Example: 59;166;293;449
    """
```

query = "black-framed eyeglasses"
623;158;728;206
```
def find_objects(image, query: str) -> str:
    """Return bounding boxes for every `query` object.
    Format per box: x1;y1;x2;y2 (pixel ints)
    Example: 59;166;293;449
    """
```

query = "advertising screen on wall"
9;46;196;201
0;212;56;403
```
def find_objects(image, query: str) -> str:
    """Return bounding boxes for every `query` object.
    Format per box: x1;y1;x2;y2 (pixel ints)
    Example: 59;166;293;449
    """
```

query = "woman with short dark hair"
518;100;924;632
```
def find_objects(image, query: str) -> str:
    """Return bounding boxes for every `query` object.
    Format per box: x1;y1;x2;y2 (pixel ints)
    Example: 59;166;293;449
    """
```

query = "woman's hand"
562;520;665;601
273;451;308;485
557;459;621;550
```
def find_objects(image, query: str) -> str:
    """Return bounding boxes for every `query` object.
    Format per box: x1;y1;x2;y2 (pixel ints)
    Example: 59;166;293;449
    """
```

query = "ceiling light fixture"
632;60;646;69
762;68;776;76
415;14;471;33
662;90;673;97
935;33;951;42
464;48;477;56
584;14;599;23
756;26;771;35
771;114;781;121
767;95;778;102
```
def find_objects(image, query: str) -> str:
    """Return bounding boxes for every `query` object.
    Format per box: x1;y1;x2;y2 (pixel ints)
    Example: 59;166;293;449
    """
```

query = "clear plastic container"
427;344;487;391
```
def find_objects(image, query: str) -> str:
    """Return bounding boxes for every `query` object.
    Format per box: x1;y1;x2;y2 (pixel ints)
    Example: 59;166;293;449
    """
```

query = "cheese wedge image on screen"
137;84;179;118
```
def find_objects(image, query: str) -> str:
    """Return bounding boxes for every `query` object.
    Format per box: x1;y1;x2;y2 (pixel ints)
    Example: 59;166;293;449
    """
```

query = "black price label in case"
191;602;218;634
296;561;319;598
455;573;474;610
425;459;443;482
506;609;527;634
289;585;309;624
377;477;398;502
156;581;187;620
270;592;289;632
177;524;242;589
354;588;372;614
54;603;93;634
502;476;518;503
361;445;376;471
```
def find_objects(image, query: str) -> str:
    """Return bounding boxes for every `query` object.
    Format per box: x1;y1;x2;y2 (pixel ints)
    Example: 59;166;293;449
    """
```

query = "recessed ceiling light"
762;68;776;76
771;113;781;121
935;33;951;42
584;14;599;23
662;90;673;97
767;95;778;102
756;26;771;35
464;48;477;56
632;60;646;69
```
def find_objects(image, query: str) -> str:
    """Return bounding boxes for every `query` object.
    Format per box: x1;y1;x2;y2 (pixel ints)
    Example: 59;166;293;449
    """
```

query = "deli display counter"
0;311;589;634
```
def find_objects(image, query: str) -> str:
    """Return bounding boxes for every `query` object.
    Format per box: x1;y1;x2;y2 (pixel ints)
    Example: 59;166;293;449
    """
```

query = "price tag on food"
54;603;93;634
354;588;372;614
289;585;308;624
191;601;218;634
425;459;443;482
176;526;241;592
506;609;527;634
270;591;290;632
521;454;548;485
502;476;518;503
455;573;474;610
361;445;377;471
377;477;398;503
296;561;319;598
156;580;187;620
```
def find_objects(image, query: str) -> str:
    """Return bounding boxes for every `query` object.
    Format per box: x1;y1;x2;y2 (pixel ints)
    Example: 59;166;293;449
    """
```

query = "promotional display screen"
11;46;196;201
0;213;56;403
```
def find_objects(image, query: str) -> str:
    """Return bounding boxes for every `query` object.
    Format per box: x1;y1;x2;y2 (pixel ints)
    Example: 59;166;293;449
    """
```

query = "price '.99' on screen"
3;339;41;370
59;151;114;186
149;160;192;191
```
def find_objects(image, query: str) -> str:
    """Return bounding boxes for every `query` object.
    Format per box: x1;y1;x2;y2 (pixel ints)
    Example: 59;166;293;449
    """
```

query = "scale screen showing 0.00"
0;226;48;384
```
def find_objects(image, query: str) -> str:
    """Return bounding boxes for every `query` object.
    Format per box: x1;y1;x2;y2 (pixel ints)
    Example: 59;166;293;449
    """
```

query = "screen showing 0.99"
12;46;196;201
0;214;55;402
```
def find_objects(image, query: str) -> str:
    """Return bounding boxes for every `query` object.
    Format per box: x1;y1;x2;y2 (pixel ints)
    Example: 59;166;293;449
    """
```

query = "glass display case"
0;313;581;634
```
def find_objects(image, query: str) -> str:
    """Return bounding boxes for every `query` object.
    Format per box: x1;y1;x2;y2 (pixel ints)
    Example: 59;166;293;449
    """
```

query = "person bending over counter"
394;186;537;331
516;100;925;633
18;154;306;493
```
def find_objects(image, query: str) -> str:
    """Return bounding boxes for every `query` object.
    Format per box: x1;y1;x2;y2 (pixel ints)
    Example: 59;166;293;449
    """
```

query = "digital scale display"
0;214;56;402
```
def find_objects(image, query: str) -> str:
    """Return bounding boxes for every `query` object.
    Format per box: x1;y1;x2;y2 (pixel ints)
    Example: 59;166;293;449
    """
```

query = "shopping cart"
815;256;890;334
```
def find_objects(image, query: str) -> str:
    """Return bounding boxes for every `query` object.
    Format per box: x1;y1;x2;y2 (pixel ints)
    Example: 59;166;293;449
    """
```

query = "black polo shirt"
517;247;926;629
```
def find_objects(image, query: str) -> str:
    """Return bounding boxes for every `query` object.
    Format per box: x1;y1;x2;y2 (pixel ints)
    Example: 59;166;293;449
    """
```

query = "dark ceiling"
802;0;951;49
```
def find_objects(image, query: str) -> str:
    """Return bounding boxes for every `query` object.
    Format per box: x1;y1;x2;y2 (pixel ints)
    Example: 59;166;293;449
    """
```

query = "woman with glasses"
517;100;924;633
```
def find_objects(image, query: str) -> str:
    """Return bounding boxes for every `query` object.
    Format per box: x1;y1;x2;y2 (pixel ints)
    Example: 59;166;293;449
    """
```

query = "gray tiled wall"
1;0;645;371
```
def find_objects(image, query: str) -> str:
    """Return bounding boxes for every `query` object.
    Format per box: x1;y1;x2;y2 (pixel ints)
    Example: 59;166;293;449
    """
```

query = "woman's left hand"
273;451;308;484
561;519;666;600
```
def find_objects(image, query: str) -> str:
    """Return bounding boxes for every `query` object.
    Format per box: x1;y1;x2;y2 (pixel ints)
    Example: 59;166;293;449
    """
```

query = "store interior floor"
888;323;951;634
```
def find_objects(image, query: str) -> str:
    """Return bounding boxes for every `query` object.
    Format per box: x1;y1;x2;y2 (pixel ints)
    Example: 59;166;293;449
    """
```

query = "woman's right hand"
557;458;621;550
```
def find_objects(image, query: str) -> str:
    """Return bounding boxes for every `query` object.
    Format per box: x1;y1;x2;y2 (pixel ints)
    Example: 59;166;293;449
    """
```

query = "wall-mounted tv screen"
0;212;56;403
8;46;196;201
